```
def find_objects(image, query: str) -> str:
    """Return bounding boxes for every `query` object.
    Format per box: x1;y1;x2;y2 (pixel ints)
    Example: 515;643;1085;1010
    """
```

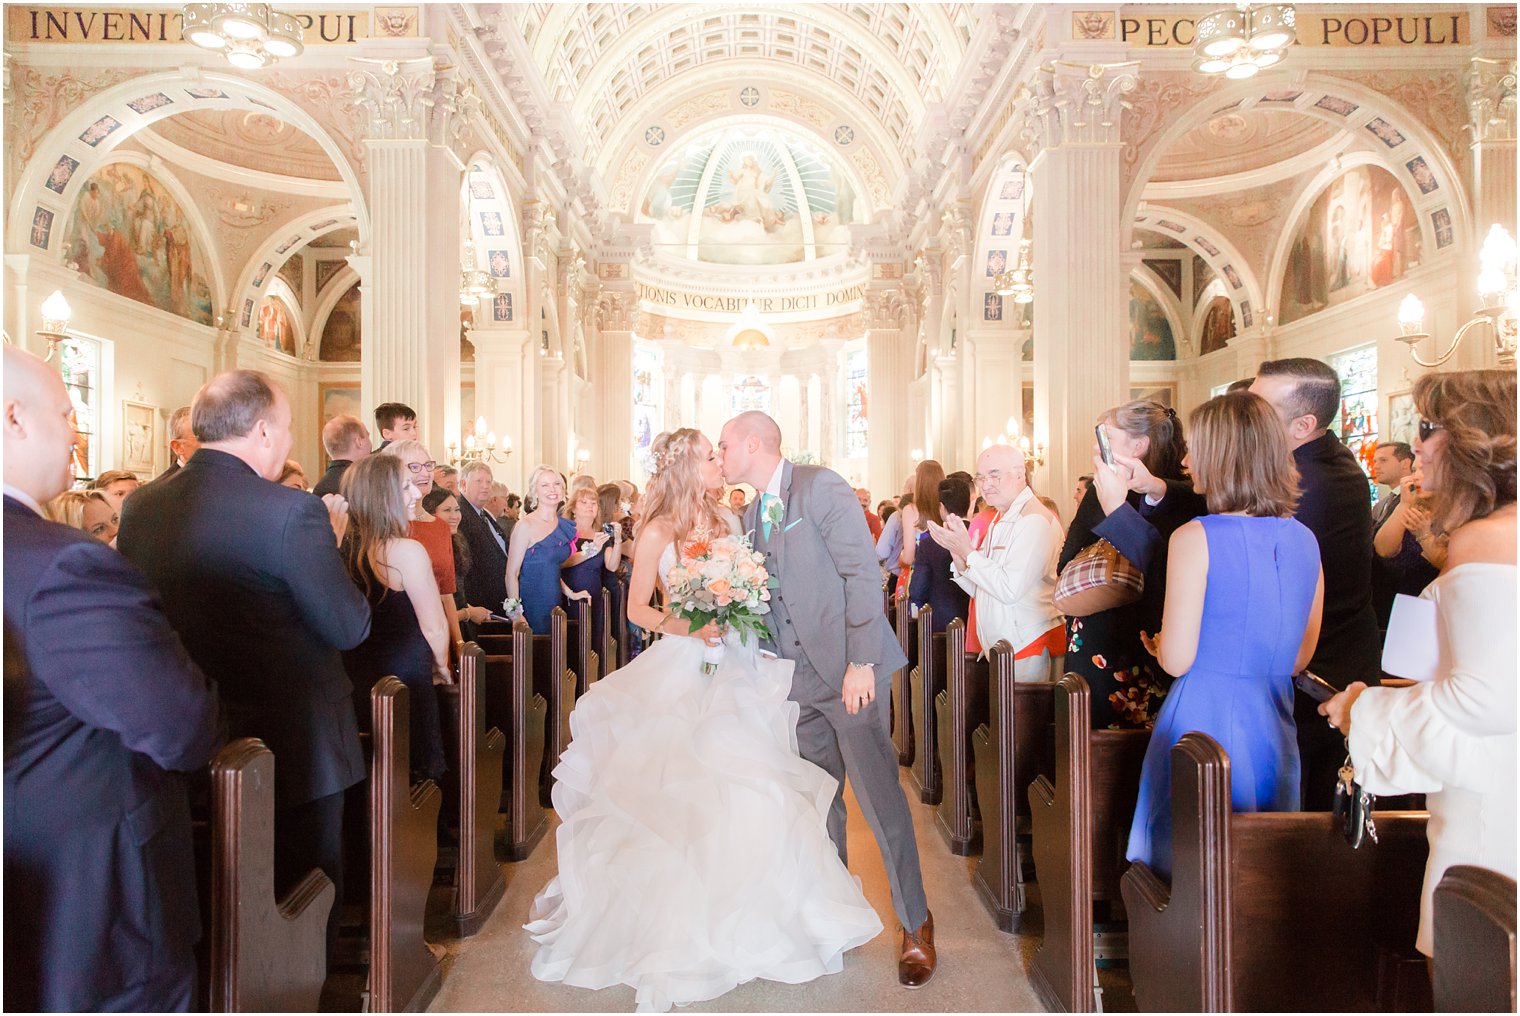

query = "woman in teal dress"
1126;392;1325;878
507;465;579;634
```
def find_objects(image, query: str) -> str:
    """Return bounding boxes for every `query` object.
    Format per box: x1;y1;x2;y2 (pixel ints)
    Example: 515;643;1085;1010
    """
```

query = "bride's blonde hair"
641;428;727;544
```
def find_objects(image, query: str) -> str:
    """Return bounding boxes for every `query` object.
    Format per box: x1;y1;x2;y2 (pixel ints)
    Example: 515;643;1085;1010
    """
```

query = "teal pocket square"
784;518;804;532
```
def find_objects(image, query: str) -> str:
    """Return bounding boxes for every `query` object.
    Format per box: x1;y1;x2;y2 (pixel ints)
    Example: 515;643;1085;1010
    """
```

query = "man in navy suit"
3;348;222;1011
457;461;509;613
118;369;371;956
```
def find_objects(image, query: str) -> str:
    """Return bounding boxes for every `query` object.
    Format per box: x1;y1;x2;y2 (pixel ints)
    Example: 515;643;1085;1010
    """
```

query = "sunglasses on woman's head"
405;460;437;474
1417;419;1442;442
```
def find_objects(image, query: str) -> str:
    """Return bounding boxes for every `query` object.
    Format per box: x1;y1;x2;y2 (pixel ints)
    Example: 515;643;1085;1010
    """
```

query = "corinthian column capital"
1467;56;1518;144
1024;60;1141;153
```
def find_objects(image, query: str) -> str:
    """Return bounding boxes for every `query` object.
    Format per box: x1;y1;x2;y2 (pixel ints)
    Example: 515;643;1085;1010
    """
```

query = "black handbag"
1333;749;1378;848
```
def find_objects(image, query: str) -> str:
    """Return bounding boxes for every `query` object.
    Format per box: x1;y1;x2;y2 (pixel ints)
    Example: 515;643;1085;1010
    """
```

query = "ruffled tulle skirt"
525;632;883;1012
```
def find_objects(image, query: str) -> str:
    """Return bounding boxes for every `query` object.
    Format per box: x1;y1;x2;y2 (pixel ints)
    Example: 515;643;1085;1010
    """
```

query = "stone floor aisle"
427;771;1058;1012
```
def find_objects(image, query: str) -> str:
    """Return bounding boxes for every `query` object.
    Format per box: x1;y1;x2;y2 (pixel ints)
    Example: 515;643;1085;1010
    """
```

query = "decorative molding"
1467;56;1518;143
1024;60;1142;156
346;55;470;146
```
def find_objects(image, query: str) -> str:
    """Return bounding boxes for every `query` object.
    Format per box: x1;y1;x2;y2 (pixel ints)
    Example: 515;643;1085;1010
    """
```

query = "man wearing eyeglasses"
1251;358;1380;810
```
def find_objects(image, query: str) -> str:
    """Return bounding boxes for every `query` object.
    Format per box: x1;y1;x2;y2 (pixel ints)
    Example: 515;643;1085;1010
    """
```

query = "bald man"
719;410;934;988
4;347;221;1011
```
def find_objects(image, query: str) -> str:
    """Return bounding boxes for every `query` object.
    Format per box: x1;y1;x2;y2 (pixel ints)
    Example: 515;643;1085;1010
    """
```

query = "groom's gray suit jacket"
745;460;907;688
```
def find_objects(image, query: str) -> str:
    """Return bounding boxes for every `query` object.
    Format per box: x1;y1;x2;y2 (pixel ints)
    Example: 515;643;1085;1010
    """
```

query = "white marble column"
348;53;467;455
866;285;911;498
1028;60;1141;509
594;289;635;480
466;325;532;492
1469;57;1518;244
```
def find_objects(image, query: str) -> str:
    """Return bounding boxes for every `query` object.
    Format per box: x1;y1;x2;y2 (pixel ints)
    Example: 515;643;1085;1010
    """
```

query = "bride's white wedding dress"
526;543;882;1012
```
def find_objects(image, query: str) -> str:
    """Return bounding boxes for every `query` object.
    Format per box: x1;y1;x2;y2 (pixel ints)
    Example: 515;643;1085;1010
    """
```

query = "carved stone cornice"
939;204;972;259
522;201;558;264
1467;56;1518;144
1022;60;1140;155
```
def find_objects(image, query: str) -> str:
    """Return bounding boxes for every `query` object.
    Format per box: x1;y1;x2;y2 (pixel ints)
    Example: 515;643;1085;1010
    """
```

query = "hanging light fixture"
992;166;1034;305
458;242;496;306
1193;3;1295;79
181;3;304;67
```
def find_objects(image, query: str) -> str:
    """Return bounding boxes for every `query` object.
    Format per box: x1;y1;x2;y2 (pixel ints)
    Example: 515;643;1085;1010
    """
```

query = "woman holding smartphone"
1059;399;1207;729
562;485;619;653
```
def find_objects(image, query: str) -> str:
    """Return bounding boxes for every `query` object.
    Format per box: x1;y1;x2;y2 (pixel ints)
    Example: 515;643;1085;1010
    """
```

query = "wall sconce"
909;447;925;462
37;290;72;362
1395;224;1517;368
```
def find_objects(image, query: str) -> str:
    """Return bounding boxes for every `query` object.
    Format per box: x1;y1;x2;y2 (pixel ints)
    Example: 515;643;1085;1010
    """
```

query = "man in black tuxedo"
311;412;372;497
150;404;197;483
457;461;509;613
118;369;371;955
3;348;222;1011
1252;358;1381;809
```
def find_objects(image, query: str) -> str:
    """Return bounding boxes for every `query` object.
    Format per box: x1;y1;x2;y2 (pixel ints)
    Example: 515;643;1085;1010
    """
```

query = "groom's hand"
842;663;875;715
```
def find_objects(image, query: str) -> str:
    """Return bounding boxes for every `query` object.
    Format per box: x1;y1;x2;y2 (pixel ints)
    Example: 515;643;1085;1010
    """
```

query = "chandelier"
458;243;497;306
182;3;304;69
1193;3;1296;79
1395;224;1517;368
448;416;513;466
992;239;1034;305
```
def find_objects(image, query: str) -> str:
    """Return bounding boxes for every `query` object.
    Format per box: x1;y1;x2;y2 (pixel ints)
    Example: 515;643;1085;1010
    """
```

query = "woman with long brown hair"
892;458;946;594
337;454;450;782
1322;368;1516;958
1060;398;1208;728
527;427;881;1012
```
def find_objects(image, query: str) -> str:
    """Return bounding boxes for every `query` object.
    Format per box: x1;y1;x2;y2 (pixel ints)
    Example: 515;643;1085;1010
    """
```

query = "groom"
719;411;936;987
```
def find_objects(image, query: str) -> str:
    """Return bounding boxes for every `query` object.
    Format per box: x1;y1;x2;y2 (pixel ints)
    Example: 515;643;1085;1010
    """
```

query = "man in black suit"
3;348;221;1011
118;369;371;956
1252;358;1381;809
311;412;372;497
457;461;509;613
151;404;197;483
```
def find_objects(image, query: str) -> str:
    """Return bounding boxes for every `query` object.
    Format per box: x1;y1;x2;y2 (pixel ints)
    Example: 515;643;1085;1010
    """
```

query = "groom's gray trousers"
781;649;930;931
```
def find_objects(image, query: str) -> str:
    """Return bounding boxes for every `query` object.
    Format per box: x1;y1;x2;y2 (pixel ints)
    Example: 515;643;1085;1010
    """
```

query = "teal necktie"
760;493;774;540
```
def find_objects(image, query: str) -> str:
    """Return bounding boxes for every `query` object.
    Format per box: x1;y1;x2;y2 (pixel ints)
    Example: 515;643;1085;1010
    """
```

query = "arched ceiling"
498;3;976;161
1151;109;1340;185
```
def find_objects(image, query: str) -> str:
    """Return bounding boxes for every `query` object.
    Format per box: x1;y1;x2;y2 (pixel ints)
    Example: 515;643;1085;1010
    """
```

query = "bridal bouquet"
665;534;775;673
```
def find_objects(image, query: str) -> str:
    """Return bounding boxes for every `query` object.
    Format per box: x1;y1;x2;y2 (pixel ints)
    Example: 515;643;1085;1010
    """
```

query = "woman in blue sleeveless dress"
507;465;579;634
1125;392;1325;878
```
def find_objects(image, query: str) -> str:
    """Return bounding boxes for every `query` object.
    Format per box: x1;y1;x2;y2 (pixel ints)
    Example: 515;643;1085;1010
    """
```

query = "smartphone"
1293;670;1339;703
1095;423;1115;466
602;522;618;538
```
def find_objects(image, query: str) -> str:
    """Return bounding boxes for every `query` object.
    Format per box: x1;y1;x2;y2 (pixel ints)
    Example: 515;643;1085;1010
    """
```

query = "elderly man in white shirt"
927;443;1065;682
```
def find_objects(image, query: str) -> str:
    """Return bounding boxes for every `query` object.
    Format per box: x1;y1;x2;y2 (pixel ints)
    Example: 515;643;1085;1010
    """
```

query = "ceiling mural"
63;161;214;325
143;109;342;181
641;123;862;265
1128;279;1176;361
1152;109;1339;184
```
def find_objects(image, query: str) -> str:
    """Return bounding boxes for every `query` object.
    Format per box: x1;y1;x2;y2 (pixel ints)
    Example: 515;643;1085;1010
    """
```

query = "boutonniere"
763;497;786;529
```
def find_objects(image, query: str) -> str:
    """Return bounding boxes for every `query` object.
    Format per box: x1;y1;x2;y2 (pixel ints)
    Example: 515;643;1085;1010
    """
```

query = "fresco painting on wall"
1128;280;1176;360
1130;383;1176;410
1144;258;1184;298
1199;295;1236;355
64;163;215;325
258;297;297;356
1278;165;1420;325
320;283;361;361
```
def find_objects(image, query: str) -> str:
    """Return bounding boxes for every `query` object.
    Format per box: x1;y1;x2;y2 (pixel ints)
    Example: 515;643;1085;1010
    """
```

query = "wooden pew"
368;678;443;1014
935;619;985;855
1434;866;1517;1013
436;644;506;937
883;575;895;624
891;593;915;766
971;640;1056;932
1121;732;1430;1012
1028;674;1149;1012
208;738;333;1013
533;607;574;807
909;606;945;804
611;573;630;669
567;597;600;695
476;622;548;861
596;586;615;684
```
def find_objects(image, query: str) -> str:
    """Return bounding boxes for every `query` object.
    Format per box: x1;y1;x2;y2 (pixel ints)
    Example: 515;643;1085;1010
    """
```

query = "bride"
525;428;883;1012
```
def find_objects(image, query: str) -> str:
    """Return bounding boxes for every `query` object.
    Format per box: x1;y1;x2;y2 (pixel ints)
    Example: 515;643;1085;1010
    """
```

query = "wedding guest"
312;413;372;497
1251;357;1380;808
1061;400;1206;728
1072;474;1093;519
857;487;883;541
507;465;578;634
92;468;140;513
380;440;464;653
877;499;897;526
486;481;512;520
499;491;522;545
152;406;196;482
1321;368;1516;960
908;476;970;631
1371;441;1416;529
728;487;748;514
929;444;1064;682
373;402;417;452
895;459;947;577
561;486;616;650
45;489;118;544
423;486;494;630
4;347;221;1013
278;459;308;490
434;463;460;495
456;462;509;616
340;456;450;782
875;475;915;582
117;368;370;962
1128;390;1323;879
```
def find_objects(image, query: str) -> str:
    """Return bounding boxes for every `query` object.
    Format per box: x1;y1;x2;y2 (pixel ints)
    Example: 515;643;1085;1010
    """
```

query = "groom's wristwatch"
849;662;875;670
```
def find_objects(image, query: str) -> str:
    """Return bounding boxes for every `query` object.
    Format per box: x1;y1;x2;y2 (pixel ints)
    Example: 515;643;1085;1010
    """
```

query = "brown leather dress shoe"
898;910;936;987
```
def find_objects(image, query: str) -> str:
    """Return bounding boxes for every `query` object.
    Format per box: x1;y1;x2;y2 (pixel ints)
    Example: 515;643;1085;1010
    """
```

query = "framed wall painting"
1387;389;1417;447
318;382;361;470
1130;382;1177;410
121;400;157;477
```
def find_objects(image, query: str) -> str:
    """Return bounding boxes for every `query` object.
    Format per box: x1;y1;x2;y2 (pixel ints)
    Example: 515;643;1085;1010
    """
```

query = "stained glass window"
730;375;771;414
632;345;660;467
59;336;99;484
1329;345;1378;502
844;349;868;458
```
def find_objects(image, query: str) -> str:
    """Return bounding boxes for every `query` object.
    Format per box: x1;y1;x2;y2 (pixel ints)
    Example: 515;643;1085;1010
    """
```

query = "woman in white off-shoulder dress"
525;428;881;1012
1321;368;1516;956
